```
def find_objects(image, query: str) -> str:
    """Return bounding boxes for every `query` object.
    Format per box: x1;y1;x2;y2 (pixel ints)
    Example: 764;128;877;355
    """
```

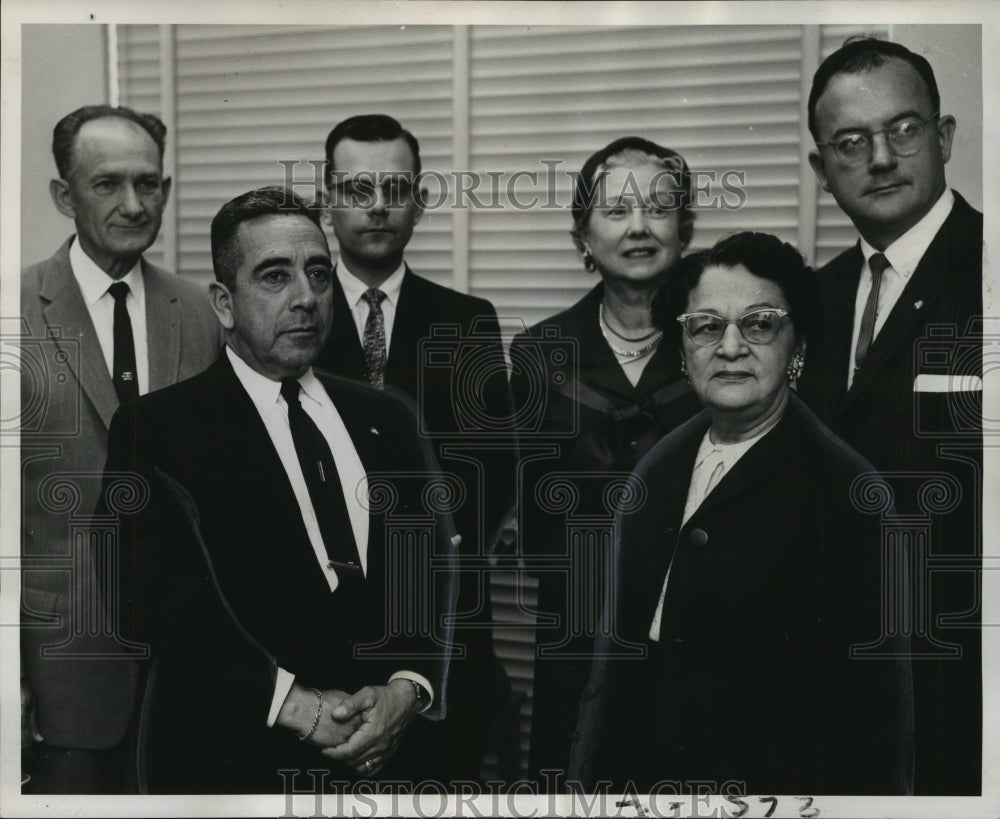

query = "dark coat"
20;238;221;750
570;394;914;795
508;283;701;779
102;354;453;793
315;266;517;777
797;191;983;795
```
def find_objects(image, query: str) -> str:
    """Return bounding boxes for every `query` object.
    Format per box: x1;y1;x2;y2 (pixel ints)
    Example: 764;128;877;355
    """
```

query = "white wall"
20;24;107;268
895;24;982;210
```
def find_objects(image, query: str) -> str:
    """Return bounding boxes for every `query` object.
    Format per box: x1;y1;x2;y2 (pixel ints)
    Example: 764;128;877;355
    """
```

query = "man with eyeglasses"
799;37;983;796
314;114;516;783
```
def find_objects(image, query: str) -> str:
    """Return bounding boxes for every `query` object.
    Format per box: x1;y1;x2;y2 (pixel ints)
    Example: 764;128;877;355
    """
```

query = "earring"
786;349;806;382
679;355;689;383
581;244;596;273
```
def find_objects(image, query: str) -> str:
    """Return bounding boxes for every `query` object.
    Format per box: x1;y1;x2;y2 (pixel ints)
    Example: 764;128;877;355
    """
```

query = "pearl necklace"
598;304;663;359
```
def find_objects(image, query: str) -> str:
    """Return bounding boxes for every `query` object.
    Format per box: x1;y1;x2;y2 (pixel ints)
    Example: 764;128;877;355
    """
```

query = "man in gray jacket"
19;104;220;793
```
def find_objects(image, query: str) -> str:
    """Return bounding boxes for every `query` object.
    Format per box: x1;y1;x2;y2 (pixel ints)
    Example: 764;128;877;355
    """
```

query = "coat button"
689;528;709;549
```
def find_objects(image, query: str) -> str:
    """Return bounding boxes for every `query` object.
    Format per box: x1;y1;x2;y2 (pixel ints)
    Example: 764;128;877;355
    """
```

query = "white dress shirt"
69;237;150;395
648;425;772;642
225;349;432;722
846;188;954;389
228;347;369;592
336;259;406;356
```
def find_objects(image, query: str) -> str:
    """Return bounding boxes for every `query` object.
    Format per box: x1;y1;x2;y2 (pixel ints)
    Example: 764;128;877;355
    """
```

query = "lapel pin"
913;300;924;310
370;427;380;435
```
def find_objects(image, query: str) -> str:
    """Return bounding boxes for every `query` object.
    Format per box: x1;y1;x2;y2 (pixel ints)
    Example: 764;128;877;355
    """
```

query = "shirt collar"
696;420;774;472
859;188;954;279
336;257;406;308
69;235;145;308
225;346;328;415
297;367;332;409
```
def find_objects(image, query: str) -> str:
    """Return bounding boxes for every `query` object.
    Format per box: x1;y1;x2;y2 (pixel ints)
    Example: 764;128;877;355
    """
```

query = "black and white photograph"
1;1;996;817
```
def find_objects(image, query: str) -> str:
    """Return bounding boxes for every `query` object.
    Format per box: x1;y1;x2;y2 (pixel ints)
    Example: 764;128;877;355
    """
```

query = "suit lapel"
844;201;959;408
324;270;367;379
688;408;793;524
202;355;285;477
384;268;424;392
629;415;707;631
38;241;119;429
569;285;643;401
323;380;382;474
201;355;332;592
825;245;862;411
319;377;386;574
144;262;182;391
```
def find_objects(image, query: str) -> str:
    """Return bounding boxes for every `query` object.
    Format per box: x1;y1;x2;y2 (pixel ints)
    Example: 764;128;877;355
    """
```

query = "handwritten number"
724;795;749;818
796;796;819;818
759;796;778;818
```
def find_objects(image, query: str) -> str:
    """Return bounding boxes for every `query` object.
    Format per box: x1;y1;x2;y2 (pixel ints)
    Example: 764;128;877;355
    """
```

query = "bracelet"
297;688;324;742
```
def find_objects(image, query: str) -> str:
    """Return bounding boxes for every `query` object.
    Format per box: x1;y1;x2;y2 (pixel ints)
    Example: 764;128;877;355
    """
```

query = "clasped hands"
277;679;419;776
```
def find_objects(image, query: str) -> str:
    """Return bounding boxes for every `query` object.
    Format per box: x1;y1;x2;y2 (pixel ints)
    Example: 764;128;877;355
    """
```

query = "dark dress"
570;394;914;795
509;283;701;782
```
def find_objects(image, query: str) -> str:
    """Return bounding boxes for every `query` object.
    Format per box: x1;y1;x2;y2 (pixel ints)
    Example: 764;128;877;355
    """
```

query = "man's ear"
208;280;235;331
49;178;76;219
808;151;831;193
161;176;173;208
937;115;956;165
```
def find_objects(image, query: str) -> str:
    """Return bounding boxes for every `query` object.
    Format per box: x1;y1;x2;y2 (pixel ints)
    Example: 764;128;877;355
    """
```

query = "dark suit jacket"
315;267;516;747
797;191;982;794
317;266;515;551
508;283;702;778
19;237;221;750
570;394;914;795
102;354;453;793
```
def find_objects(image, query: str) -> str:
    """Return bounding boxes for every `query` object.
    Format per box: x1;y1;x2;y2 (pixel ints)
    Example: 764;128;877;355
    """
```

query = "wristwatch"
407;679;431;711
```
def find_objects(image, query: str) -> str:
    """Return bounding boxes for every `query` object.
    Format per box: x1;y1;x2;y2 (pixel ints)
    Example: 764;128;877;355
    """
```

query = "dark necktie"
280;378;364;589
854;252;889;373
108;281;139;404
362;288;387;389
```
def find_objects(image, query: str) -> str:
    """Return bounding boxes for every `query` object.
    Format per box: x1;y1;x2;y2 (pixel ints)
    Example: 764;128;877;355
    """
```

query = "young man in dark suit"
799;37;983;795
315;115;516;781
19;105;221;793
101;187;451;792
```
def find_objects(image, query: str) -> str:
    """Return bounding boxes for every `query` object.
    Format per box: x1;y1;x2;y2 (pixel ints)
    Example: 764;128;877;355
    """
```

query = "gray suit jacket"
20;237;222;749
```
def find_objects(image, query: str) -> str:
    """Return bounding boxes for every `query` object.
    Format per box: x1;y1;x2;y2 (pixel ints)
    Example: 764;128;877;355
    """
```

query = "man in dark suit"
314;114;516;781
101;186;452;793
799;37;982;795
19;104;221;793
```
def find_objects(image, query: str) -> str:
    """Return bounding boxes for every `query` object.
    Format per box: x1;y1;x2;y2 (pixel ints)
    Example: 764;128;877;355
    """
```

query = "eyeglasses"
816;112;939;166
676;308;791;347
